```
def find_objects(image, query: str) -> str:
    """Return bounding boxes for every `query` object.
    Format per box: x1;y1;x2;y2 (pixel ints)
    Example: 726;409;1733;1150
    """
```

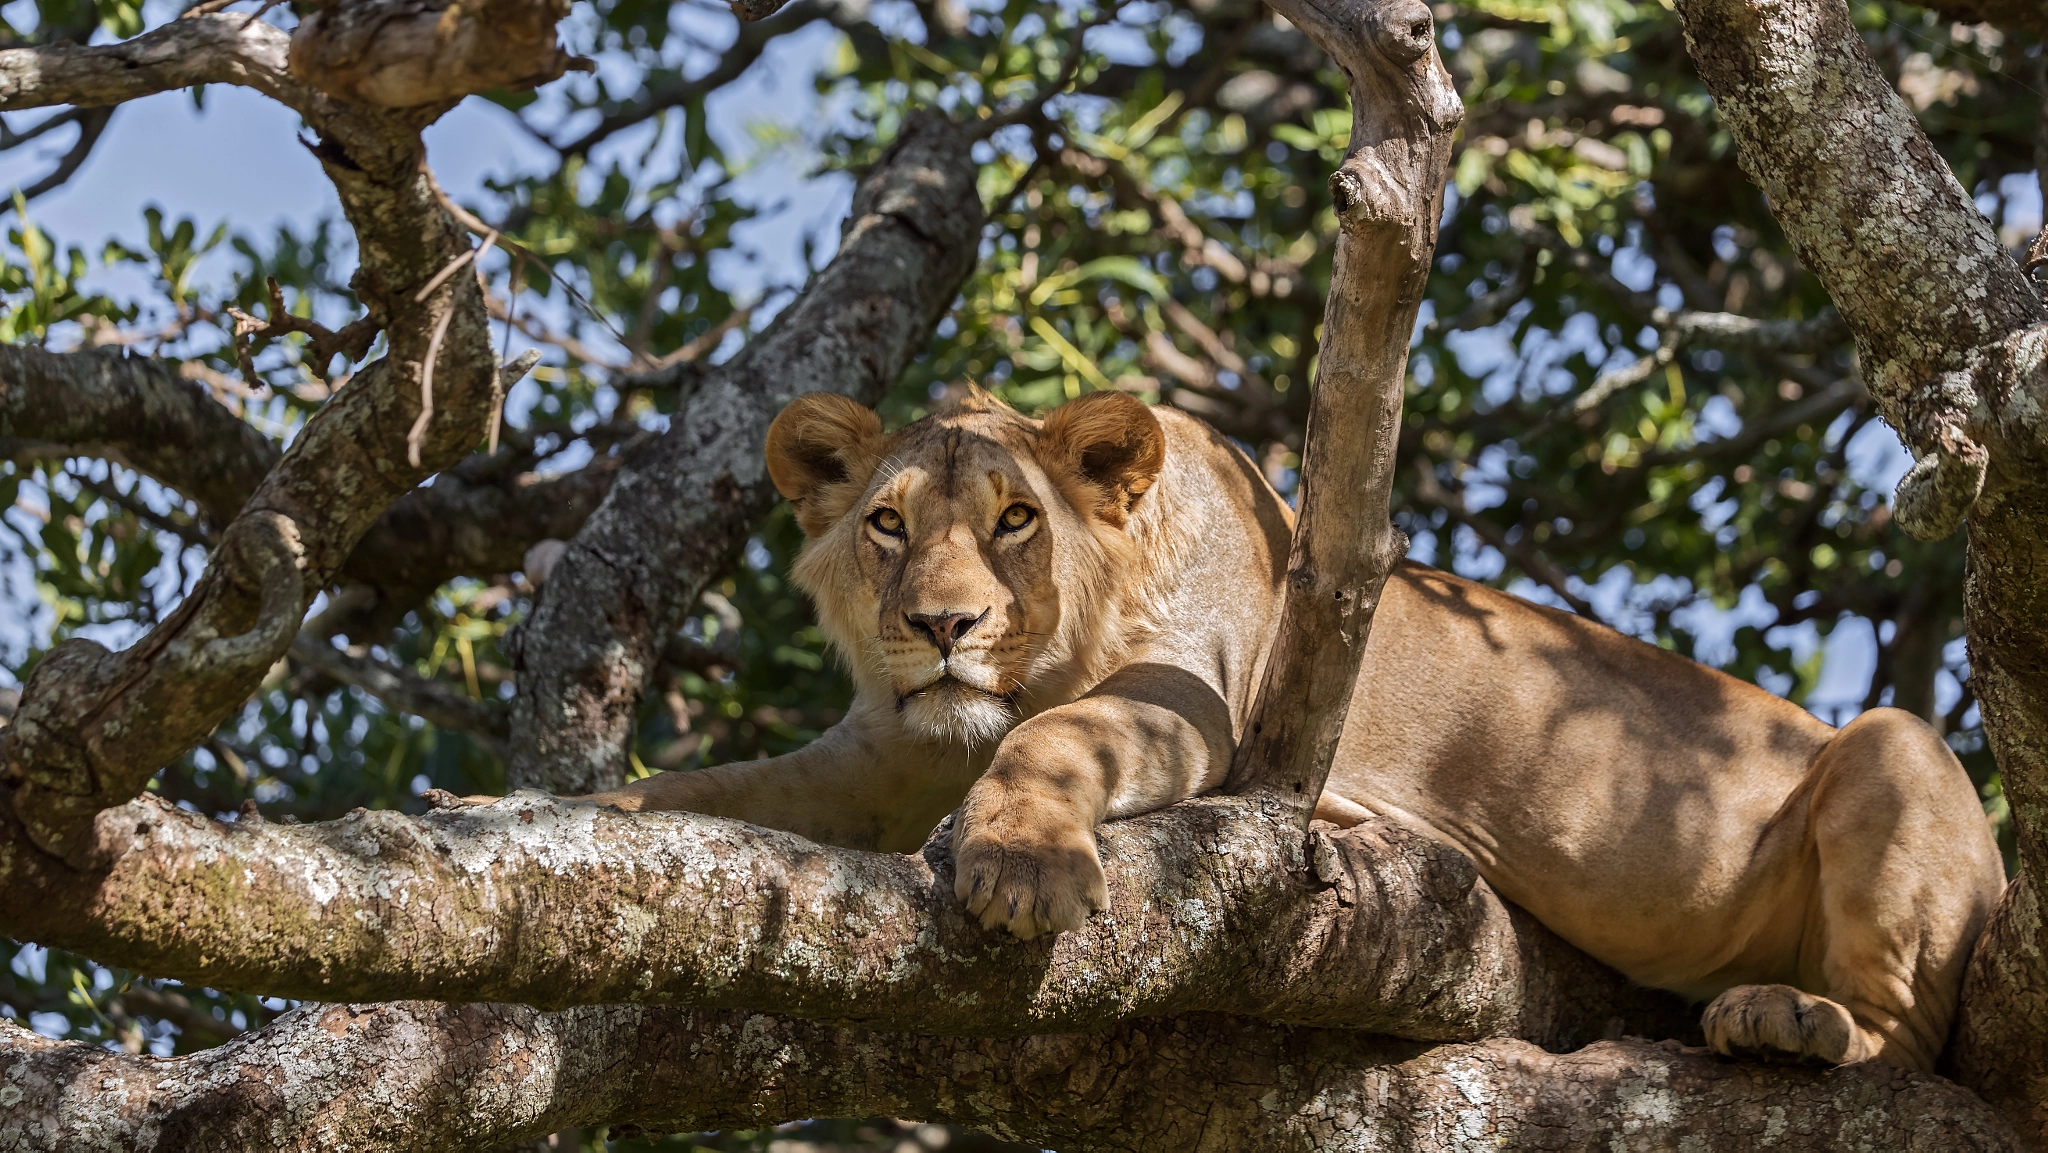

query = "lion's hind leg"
1705;708;2002;1071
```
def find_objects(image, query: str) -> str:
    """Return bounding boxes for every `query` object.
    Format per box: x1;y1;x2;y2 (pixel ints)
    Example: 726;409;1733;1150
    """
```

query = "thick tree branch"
0;791;1692;1049
1;98;495;864
1225;0;1462;816
288;0;591;108
506;112;985;794
1671;0;2048;1137
1675;0;2044;541
333;454;622;633
0;1005;2016;1151
0;15;318;114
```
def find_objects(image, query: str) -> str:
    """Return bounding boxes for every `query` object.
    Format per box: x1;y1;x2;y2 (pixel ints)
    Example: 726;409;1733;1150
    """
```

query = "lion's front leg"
954;667;1235;938
954;763;1109;939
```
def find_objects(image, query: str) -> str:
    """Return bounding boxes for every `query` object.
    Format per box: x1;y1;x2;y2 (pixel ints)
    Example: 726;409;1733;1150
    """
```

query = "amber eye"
995;503;1035;535
870;508;905;537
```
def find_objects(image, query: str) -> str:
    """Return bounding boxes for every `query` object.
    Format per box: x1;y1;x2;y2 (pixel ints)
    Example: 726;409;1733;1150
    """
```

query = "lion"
568;386;2003;1073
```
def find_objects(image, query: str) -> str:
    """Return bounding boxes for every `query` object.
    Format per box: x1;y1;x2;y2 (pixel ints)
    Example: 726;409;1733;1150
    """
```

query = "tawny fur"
580;390;2004;1073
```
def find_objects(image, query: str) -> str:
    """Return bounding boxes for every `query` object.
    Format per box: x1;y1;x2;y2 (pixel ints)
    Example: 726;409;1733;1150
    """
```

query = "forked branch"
1225;0;1462;817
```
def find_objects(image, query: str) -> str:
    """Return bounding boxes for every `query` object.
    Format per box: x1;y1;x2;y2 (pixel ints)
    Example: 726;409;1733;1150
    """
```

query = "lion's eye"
996;503;1035;534
870;508;905;537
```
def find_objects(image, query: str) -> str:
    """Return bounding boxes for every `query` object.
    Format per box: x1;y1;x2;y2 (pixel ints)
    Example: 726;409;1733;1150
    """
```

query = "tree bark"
0;92;497;863
0;1006;2016;1151
1672;0;2048;1138
0;792;1691;1050
1224;0;1460;818
504;112;984;794
289;0;590;109
4;3;2046;1147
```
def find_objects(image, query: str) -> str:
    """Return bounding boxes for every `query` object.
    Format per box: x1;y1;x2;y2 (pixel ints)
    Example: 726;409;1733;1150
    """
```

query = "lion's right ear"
766;393;887;536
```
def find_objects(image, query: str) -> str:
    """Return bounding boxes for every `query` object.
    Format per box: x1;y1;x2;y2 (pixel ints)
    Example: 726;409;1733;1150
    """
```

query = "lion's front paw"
1702;984;1875;1065
952;803;1107;940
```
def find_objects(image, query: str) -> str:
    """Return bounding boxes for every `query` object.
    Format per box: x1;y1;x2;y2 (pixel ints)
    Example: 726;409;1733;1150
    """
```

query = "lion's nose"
907;610;987;658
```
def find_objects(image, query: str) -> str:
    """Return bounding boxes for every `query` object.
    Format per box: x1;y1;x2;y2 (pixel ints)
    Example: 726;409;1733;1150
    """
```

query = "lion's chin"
899;678;1017;747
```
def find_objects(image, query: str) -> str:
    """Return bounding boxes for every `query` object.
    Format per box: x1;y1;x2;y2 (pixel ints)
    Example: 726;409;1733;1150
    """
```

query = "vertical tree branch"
505;113;983;794
1223;0;1462;820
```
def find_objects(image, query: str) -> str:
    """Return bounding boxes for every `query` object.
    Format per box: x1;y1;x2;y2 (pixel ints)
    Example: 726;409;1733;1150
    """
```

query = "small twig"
425;166;630;347
415;230;498;304
1523;335;1678;442
976;2;1124;138
238;0;282;28
408;306;456;468
224;277;382;378
490;251;529;453
72;471;213;550
1410;459;1601;621
12;106;112;204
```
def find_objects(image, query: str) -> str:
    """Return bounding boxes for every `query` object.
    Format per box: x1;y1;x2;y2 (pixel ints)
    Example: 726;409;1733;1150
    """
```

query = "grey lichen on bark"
1674;0;2044;543
0;790;1689;1050
0;1003;2017;1151
505;111;985;794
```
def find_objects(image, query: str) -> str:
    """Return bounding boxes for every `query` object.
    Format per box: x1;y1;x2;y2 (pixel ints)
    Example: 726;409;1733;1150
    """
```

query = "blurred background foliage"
0;0;2041;1147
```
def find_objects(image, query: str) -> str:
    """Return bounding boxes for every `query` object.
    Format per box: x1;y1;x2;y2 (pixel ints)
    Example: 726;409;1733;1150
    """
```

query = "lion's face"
766;388;1164;746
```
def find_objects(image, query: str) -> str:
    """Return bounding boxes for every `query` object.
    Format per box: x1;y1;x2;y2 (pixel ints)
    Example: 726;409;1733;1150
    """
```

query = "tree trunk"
1673;0;2048;1137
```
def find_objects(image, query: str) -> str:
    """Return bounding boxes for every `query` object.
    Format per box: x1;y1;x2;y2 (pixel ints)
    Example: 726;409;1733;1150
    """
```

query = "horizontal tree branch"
288;0;590;108
0;15;317;114
0;790;1691;1050
0;346;276;530
0;1002;2016;1151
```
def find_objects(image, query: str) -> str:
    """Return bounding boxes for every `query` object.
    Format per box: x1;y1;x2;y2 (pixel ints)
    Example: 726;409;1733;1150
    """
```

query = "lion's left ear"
1037;391;1165;527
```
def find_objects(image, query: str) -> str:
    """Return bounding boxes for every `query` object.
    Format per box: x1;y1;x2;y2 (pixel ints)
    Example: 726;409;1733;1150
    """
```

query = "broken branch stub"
289;0;593;108
1225;0;1462;817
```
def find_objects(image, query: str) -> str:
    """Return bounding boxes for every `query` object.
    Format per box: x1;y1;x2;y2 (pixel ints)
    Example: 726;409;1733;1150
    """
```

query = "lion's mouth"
900;673;1011;706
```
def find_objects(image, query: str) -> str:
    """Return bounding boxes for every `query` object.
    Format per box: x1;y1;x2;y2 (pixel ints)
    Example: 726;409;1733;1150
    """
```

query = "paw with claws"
1701;984;1877;1066
952;780;1107;939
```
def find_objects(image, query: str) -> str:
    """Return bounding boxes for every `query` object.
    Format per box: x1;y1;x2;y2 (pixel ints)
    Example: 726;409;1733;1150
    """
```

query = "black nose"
907;610;985;658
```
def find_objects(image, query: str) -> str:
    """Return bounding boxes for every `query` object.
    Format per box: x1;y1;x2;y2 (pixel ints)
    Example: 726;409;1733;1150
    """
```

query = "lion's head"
766;387;1167;746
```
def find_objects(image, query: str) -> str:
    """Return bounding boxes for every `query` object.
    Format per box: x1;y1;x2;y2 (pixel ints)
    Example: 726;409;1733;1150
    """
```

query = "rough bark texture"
1225;0;1461;814
0;14;313;113
289;0;590;108
505;112;984;794
0;19;493;863
1674;0;2048;1139
1676;0;2044;541
2;2;2045;1148
0;791;1691;1050
0;1007;2016;1152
